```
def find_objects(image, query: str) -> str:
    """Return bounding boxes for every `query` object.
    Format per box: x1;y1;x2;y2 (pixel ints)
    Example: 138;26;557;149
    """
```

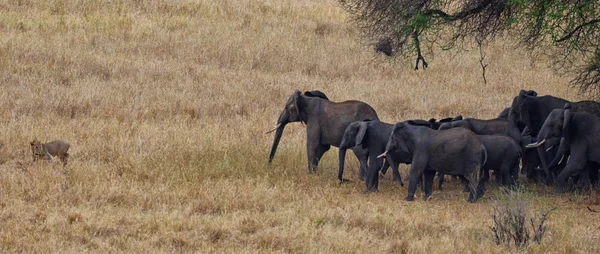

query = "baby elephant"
30;139;70;166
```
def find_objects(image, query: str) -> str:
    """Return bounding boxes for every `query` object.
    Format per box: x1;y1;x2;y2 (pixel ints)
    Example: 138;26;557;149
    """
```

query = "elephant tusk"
377;151;388;159
264;124;282;134
558;155;565;165
546;145;554;152
525;139;546;148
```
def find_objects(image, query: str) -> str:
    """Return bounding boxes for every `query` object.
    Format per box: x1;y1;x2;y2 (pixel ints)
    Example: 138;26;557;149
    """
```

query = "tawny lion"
30;139;70;166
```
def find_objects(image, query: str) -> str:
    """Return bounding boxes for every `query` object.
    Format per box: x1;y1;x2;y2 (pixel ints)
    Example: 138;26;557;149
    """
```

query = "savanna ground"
0;0;598;252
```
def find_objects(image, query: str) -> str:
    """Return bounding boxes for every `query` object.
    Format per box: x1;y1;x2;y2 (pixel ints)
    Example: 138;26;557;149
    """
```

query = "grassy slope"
0;0;598;252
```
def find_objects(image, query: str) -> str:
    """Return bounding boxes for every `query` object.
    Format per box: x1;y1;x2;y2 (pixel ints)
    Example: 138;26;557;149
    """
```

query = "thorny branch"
478;39;488;84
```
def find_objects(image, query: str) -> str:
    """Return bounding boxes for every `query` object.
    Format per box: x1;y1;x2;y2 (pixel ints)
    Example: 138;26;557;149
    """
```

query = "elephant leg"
379;159;390;178
459;176;470;192
365;156;383;192
351;146;369;181
437;173;444;190
405;156;426;201
576;165;591;191
556;154;586;192
387;156;403;186
423;170;436;200
307;142;329;173
591;166;599;186
465;168;482;203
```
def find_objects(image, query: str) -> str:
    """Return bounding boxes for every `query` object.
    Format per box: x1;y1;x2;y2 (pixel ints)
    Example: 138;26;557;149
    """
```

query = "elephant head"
379;122;412;160
526;103;572;183
266;90;328;164
339;121;368;150
508;90;538;133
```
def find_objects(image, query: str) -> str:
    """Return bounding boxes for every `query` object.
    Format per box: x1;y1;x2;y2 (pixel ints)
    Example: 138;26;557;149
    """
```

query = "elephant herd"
266;89;600;202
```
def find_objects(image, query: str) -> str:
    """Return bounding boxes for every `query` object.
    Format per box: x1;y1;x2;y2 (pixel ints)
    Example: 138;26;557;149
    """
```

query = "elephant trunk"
536;146;554;184
268;123;287;164
547;137;567;169
338;148;347;182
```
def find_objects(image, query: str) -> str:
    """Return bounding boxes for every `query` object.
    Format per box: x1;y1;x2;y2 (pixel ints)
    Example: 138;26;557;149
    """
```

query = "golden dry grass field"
0;0;599;252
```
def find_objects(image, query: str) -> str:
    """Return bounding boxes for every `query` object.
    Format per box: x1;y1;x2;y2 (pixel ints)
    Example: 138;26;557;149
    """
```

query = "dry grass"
0;0;599;252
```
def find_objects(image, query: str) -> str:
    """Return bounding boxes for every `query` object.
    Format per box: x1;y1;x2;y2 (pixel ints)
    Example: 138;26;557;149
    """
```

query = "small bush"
490;189;554;248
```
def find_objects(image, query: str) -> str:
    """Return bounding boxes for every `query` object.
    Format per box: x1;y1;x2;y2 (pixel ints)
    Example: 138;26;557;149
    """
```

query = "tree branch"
555;19;600;43
413;31;428;70
478;39;488;84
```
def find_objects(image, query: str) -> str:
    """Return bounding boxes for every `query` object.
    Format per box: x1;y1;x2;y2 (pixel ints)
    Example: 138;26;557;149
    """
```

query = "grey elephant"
526;104;600;191
478;135;521;186
267;90;379;178
337;119;434;190
378;121;488;202
509;90;600;183
337;120;404;187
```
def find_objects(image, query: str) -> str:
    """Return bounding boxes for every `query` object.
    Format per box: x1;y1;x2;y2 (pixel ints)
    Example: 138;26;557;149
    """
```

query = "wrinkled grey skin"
478;135;521;186
438;118;522;146
338;120;404;187
527;104;600;191
498;107;510;119
268;90;379;178
380;122;487;202
375;120;435;187
509;90;600;183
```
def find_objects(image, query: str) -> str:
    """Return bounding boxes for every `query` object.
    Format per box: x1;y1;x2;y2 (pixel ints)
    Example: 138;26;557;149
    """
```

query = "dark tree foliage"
340;0;600;95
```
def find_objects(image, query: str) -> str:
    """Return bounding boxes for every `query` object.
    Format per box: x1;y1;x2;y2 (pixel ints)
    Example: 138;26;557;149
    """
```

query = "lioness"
30;139;70;166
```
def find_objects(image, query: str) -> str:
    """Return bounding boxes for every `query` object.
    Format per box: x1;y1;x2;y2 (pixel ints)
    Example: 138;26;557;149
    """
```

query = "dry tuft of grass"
0;0;598;252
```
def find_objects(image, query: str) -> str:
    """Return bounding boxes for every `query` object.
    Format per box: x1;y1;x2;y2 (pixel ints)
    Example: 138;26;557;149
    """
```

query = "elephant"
434;134;521;189
267;90;379;178
338;119;434;189
373;118;460;189
438;118;522;145
378;121;488;202
478;135;521;186
508;89;600;136
337;120;403;186
526;103;600;191
509;90;600;183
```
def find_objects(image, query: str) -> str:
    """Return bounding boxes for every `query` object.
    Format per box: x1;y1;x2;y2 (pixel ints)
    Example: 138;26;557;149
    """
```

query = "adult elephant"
267;90;379;178
378;121;487;202
509;90;600;183
527;104;600;191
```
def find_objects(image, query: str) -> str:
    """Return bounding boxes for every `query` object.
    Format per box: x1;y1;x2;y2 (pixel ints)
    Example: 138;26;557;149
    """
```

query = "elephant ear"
304;90;329;100
292;90;307;124
355;122;368;147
